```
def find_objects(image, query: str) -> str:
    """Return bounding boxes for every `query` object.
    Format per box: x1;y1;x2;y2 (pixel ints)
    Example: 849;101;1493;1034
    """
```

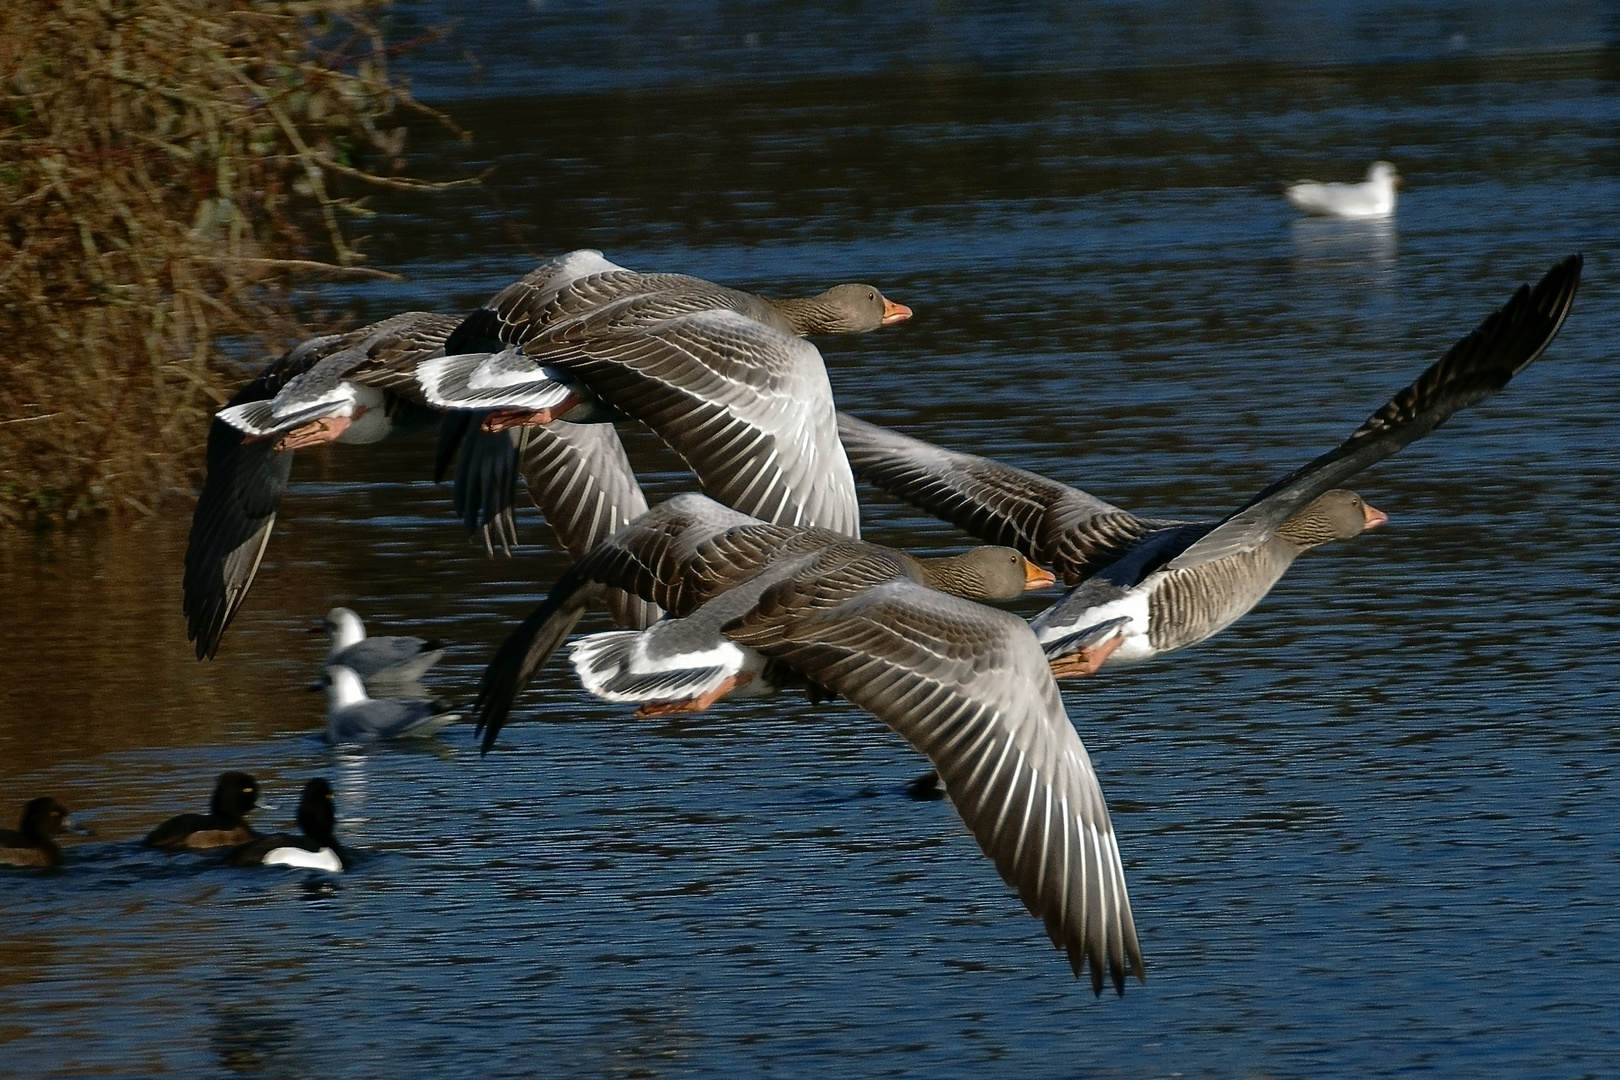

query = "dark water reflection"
4;2;1620;1076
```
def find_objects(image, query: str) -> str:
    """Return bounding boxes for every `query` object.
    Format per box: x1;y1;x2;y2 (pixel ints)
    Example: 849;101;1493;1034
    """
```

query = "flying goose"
1285;161;1400;218
213;312;460;451
472;493;1050;737
564;513;1053;718
473;493;1138;993
420;249;913;542
185;310;661;659
839;254;1582;674
183;312;458;660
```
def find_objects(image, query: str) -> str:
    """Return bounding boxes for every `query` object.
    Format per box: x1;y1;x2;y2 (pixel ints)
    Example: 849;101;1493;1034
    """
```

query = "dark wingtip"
473;575;601;755
183;410;292;662
1533;252;1583;346
435;413;472;484
1226;252;1586;531
452;426;523;547
1072;940;1140;997
1507;251;1582;364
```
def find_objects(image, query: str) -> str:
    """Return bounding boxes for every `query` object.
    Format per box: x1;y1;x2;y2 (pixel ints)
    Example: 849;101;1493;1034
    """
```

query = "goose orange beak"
1022;559;1057;591
1363;503;1389;530
881;299;913;326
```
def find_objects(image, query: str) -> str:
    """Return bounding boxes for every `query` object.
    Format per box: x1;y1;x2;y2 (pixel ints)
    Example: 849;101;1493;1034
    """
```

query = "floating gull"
1285;161;1400;218
321;607;446;691
325;665;459;744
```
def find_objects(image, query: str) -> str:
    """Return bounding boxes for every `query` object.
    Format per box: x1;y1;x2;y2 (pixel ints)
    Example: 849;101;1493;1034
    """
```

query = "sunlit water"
4;3;1619;1077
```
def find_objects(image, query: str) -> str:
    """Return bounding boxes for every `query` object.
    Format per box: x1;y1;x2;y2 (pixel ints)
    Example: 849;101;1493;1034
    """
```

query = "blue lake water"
3;2;1619;1076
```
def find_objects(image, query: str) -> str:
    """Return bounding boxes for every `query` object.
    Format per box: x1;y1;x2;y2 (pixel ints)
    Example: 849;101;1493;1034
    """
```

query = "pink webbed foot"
478;393;583;434
1047;632;1125;680
632;672;754;717
272;414;358;451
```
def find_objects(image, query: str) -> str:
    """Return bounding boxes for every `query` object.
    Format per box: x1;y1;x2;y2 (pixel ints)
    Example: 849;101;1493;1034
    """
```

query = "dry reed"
0;0;458;529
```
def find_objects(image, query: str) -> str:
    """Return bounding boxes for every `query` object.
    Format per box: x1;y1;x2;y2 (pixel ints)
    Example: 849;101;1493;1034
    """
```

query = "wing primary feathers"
475;573;606;753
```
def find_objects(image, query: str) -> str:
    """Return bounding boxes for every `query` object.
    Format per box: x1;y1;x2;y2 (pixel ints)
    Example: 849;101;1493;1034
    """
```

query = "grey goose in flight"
472;493;1139;993
421;249;912;547
838;253;1582;674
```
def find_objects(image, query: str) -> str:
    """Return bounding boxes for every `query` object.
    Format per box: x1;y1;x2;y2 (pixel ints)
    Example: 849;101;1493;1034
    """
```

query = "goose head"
770;284;913;335
1275;489;1388;552
916;546;1056;602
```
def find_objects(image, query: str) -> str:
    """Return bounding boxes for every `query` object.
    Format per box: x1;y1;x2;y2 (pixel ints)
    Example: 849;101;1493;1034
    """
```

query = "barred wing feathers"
726;574;1143;993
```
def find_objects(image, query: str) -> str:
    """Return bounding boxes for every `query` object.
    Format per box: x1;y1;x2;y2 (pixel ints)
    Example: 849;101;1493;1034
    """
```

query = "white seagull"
320;607;446;692
324;666;460;744
1285;161;1400;218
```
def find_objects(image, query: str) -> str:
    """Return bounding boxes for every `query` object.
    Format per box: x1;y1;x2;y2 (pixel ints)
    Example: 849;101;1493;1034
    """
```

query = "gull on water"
320;607;447;691
324;665;460;744
1285;161;1400;218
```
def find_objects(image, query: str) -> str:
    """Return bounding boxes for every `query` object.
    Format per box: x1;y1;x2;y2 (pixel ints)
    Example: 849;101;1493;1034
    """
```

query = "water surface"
3;2;1619;1077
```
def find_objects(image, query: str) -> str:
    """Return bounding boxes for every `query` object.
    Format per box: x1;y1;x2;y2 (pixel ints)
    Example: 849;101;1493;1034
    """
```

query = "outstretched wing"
1170;253;1582;571
517;309;861;538
183;335;330;659
725;573;1143;993
837;412;1173;582
183;410;294;659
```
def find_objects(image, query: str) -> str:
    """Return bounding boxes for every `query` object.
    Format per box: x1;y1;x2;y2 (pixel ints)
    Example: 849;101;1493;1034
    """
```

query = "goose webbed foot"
274;414;357;451
479;396;582;434
1048;632;1125;679
631;672;754;717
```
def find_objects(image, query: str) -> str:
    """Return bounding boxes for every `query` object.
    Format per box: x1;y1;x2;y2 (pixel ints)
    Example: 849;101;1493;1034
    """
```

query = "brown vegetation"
0;0;456;529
